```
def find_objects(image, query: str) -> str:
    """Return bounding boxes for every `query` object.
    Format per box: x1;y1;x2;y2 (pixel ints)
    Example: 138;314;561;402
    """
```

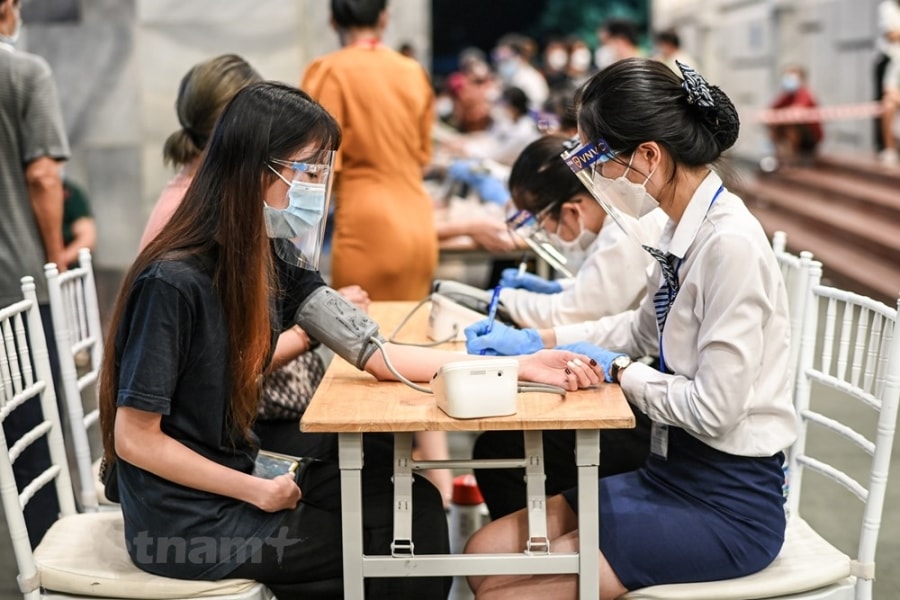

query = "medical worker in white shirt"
464;58;797;599
472;133;662;520
499;134;664;329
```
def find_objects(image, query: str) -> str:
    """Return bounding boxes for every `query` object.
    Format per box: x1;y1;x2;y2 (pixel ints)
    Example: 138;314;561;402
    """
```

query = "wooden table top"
300;301;635;433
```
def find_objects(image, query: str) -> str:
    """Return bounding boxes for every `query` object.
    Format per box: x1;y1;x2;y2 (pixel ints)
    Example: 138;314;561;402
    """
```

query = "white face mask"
569;48;592;72
594;154;659;219
548;213;598;270
435;96;454;119
594;45;617;70
546;49;568;71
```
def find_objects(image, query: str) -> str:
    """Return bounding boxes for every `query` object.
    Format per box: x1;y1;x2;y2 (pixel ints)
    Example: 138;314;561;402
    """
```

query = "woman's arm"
363;343;601;390
59;216;97;267
270;326;313;370
272;285;371;370
114;406;300;512
435;217;518;252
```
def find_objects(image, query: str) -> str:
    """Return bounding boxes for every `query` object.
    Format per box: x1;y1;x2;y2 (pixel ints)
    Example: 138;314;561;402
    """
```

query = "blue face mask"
265;165;327;239
0;15;21;46
781;73;801;93
497;59;517;80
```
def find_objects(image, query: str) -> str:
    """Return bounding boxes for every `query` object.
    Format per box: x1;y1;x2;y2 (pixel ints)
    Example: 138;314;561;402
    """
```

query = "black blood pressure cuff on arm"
294;287;384;370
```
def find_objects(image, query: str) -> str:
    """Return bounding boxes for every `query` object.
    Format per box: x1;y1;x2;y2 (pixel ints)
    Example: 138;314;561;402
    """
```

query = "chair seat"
91;456;119;506
33;511;261;598
623;517;852;599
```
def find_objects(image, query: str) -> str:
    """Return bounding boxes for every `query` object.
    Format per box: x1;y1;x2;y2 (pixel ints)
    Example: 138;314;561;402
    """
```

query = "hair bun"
676;60;739;153
709;86;740;152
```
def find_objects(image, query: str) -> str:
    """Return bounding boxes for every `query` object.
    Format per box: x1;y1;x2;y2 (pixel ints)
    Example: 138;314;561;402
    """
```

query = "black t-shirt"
114;251;325;579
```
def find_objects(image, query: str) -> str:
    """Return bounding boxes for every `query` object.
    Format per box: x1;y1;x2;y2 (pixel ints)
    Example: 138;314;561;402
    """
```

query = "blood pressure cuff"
294;286;383;370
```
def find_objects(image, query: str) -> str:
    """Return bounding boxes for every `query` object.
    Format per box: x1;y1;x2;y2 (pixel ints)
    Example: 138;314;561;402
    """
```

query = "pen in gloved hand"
480;284;503;355
517;255;528;276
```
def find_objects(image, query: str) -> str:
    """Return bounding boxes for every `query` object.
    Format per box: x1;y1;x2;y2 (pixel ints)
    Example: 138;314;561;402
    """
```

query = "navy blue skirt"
562;427;786;590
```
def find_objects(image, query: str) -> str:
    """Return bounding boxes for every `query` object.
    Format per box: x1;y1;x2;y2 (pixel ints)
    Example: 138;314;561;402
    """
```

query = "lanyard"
658;184;725;373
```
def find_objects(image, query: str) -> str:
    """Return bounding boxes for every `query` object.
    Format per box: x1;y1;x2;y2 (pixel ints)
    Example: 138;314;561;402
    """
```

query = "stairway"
734;154;900;305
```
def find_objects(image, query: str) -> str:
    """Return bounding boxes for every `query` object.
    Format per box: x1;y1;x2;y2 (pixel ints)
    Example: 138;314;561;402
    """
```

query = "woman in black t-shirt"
98;81;602;599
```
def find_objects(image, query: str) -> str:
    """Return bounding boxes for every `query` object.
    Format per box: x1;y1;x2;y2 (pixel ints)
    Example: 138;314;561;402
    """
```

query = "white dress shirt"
465;114;541;166
509;62;550;110
554;171;797;457
501;212;664;329
878;0;900;57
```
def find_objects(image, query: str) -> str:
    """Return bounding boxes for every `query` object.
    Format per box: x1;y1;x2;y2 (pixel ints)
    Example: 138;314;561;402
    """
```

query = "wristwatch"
609;355;633;384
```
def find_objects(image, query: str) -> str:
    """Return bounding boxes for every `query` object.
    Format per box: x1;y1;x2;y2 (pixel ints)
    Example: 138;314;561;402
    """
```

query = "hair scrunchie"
677;60;740;153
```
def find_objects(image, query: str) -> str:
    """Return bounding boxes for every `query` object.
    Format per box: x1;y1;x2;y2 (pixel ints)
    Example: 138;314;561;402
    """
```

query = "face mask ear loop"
642;165;657;187
621;152;636;179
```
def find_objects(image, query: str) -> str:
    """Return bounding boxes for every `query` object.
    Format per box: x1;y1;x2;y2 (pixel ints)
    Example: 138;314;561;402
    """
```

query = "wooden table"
301;301;634;599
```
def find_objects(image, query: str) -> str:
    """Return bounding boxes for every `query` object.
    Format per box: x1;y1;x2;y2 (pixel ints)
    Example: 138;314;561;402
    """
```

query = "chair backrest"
0;277;79;594
771;231;817;393
788;269;900;599
44;248;104;511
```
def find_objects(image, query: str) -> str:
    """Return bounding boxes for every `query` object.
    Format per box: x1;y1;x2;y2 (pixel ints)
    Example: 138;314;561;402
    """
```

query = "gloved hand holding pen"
464;320;544;356
499;268;563;294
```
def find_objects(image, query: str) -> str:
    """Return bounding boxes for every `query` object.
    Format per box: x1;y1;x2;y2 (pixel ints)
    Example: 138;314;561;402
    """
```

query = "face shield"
505;208;575;278
265;151;335;271
561;138;659;248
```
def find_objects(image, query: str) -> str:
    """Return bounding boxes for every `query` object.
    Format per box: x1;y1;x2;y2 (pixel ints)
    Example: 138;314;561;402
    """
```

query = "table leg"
576;429;600;600
523;430;549;554
392;432;414;556
338;432;364;599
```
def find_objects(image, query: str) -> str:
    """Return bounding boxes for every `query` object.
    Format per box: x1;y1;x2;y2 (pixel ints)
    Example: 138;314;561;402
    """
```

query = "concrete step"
747;202;900;304
813;153;900;190
757;164;900;220
739;178;900;264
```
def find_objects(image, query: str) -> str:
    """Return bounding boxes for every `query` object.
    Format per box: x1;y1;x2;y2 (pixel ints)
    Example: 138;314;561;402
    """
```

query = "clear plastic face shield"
265;150;335;271
505;207;575;278
561;137;659;248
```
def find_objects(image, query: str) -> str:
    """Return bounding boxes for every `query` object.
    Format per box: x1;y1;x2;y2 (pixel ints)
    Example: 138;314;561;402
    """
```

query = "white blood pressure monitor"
432;358;519;419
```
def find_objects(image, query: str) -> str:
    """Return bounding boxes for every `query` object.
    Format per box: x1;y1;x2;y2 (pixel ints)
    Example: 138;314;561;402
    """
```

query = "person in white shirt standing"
464;58;797;599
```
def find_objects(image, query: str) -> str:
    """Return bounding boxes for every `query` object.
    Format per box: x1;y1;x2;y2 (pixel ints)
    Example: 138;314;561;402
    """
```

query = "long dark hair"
99;82;341;461
577;57;740;170
508;134;585;220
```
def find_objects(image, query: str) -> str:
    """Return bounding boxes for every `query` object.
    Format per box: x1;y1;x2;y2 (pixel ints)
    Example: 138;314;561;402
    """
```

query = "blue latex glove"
472;175;511;205
447;159;480;183
447;159;510;205
500;268;563;294
464;320;544;356
556;342;625;383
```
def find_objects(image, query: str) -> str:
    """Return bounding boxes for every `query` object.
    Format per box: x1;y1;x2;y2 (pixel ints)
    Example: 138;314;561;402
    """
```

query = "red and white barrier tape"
747;102;884;124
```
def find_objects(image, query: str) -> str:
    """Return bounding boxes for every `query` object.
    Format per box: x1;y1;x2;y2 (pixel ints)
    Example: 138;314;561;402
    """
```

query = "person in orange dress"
301;0;437;302
302;0;451;504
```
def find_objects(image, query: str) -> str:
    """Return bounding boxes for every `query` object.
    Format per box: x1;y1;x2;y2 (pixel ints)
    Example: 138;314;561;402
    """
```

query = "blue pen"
480;285;503;355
